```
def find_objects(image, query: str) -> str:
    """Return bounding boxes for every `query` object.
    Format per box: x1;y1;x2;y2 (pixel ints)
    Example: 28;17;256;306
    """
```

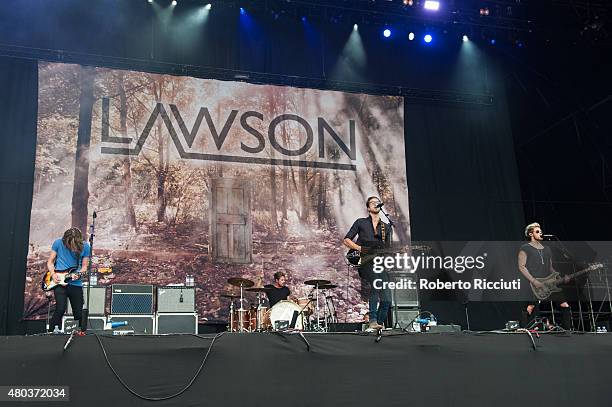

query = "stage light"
205;3;212;10
403;0;414;5
490;39;496;45
424;34;432;43
424;1;440;11
353;23;358;31
301;16;307;22
147;0;153;3
462;35;469;42
171;0;177;5
240;7;246;15
408;32;415;41
383;29;391;38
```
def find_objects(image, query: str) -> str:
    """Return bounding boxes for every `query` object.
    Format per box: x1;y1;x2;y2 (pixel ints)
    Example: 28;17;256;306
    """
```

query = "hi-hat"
318;284;337;290
227;277;255;288
304;279;331;286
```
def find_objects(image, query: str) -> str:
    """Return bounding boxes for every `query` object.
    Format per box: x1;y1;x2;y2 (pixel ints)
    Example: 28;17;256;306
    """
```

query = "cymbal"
318;284;338;290
245;286;273;292
304;279;331;286
220;293;240;299
227;277;255;288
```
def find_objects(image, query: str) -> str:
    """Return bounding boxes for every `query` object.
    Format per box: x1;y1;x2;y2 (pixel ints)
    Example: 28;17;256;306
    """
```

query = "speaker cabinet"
157;287;195;313
67;286;106;315
111;284;154;314
108;314;155;335
155;313;198;334
62;316;106;333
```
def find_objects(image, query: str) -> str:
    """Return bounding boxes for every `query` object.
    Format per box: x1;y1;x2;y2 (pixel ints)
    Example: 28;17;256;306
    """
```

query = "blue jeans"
368;273;392;325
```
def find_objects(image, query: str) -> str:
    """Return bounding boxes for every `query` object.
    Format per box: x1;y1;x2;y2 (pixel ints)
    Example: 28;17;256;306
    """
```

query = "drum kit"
223;277;338;332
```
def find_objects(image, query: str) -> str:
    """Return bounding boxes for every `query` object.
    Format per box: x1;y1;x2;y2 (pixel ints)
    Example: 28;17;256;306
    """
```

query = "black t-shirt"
265;285;290;307
520;243;553;279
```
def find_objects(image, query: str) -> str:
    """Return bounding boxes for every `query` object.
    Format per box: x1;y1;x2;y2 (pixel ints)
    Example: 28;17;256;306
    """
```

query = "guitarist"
343;196;392;331
46;227;91;332
518;223;571;330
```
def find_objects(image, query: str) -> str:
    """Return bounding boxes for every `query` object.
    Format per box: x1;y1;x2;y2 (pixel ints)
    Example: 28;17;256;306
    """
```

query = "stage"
1;331;611;406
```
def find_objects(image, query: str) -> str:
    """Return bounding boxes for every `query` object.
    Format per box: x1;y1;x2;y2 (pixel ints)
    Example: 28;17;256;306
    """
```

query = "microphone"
375;202;384;209
93;211;97;219
543;234;556;238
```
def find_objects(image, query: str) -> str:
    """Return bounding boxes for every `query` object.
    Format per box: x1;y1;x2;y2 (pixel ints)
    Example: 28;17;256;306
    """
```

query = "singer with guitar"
518;223;571;330
343;196;392;331
46;228;91;333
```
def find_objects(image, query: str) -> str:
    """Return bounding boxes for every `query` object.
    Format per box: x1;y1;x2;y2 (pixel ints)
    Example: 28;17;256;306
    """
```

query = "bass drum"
267;300;305;331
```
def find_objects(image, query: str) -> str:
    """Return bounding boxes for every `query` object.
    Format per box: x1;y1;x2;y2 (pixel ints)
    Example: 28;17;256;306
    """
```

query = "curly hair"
62;228;84;254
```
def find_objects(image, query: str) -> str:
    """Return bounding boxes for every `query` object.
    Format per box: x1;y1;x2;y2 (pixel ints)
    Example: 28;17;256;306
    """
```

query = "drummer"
265;271;290;307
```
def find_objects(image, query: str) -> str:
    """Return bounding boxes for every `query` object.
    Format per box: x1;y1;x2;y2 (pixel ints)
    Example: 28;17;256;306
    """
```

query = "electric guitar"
530;262;604;300
346;247;400;267
41;267;83;291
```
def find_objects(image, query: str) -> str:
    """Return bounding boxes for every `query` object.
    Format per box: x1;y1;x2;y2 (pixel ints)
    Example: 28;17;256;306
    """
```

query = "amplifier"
157;287;195;313
390;273;419;307
67;286;106;315
62;316;106;333
108;314;155;335
155;313;198;334
111;284;154;314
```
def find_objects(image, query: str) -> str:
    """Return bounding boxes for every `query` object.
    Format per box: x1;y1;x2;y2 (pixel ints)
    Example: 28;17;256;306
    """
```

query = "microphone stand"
81;211;97;333
378;205;395;329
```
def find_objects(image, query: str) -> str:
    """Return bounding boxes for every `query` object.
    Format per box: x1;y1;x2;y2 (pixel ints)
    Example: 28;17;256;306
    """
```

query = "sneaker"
368;321;383;330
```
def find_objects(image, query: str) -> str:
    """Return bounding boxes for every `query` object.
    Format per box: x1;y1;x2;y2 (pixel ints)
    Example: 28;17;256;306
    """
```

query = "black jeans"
49;285;84;332
521;301;571;330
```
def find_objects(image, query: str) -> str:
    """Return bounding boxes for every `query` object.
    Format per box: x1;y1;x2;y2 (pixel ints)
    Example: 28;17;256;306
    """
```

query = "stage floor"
1;331;611;407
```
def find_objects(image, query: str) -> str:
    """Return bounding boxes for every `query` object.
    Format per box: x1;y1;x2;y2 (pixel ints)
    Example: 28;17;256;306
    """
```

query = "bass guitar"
530;262;604;300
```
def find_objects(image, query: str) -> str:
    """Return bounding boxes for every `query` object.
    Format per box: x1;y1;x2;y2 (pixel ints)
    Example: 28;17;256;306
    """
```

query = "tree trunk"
270;165;278;231
71;67;95;234
118;73;137;229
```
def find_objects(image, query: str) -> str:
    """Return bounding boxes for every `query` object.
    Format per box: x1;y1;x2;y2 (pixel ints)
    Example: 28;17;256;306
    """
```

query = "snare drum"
268;300;305;331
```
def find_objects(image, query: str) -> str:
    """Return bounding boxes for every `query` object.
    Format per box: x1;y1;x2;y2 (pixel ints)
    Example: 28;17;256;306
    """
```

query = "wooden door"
210;178;252;264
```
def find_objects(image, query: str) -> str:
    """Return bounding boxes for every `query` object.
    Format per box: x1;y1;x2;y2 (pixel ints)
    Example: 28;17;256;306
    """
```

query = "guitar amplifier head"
157;287;195;313
111;284;154;314
67;286;106;315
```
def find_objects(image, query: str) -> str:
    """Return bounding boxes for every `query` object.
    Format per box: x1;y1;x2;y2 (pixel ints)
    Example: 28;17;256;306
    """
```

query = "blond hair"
524;222;541;240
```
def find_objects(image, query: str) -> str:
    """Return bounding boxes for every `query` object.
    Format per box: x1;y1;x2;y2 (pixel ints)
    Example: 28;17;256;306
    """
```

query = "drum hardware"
227;277;255;332
304;279;332;332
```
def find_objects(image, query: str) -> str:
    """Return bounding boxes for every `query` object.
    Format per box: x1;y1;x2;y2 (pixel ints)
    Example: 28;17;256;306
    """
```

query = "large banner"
24;62;410;322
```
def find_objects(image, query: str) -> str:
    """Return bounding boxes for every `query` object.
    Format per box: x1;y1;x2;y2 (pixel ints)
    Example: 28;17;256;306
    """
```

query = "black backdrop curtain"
404;65;525;328
0;57;38;335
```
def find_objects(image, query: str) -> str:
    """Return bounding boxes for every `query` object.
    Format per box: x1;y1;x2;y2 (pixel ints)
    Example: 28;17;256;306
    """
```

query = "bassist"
518;223;571;330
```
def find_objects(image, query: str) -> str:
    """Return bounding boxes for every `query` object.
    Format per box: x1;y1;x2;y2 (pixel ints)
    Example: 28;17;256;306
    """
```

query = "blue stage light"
424;34;432;43
383;29;391;38
408;32;415;41
490;39;496;45
240;7;246;15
